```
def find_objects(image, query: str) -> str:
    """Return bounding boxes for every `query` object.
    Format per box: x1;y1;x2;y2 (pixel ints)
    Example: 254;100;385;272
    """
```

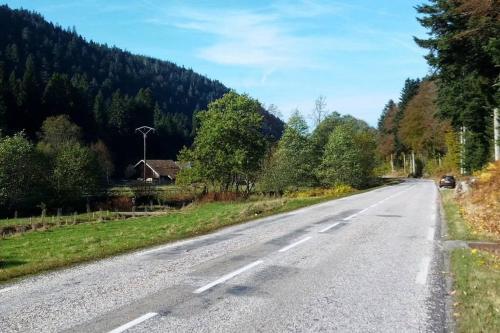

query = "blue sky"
4;0;430;126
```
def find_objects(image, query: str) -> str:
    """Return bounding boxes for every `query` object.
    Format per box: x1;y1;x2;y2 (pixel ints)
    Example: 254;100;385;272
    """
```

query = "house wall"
135;163;158;179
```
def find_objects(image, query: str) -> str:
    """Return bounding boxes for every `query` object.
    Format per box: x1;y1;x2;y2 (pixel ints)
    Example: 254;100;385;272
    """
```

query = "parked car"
439;175;456;188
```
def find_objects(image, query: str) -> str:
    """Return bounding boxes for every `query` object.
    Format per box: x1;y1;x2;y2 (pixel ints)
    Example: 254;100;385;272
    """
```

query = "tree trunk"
494;108;499;161
412;151;416;175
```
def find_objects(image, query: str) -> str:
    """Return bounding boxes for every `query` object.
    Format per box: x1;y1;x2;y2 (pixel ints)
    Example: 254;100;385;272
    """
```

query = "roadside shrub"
239;198;286;217
285;185;354;198
156;187;197;204
198;192;241;203
373;162;391;177
100;196;133;211
424;158;451;177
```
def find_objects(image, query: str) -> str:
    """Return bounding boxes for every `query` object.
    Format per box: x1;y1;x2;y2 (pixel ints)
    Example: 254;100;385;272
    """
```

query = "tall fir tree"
415;0;499;171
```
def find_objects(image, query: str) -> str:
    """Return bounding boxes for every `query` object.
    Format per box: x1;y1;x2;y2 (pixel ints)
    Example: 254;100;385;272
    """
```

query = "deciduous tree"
259;111;316;192
177;92;267;193
399;81;449;158
318;124;376;188
0;133;45;212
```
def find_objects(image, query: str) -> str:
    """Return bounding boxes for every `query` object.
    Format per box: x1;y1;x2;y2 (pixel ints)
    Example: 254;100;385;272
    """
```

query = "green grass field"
0;211;122;227
0;194;351;283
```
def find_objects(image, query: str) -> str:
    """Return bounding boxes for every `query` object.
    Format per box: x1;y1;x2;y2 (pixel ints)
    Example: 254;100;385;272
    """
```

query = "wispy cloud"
144;0;374;71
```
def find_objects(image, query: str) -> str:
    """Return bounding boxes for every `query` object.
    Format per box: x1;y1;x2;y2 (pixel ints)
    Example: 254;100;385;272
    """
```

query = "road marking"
341;186;415;221
427;227;435;241
193;260;264;294
278;236;312;253
0;286;18;294
139;245;173;256
107;312;158;333
319;222;340;233
415;256;431;285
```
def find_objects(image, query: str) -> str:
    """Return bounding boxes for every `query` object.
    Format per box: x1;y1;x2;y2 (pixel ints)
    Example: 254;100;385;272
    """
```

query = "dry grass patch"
460;162;500;238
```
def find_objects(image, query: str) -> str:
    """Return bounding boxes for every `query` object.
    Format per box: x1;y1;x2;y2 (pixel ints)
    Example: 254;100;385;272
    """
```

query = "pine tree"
377;100;399;168
415;0;499;171
107;89;131;134
93;91;106;129
398;78;421;113
20;54;41;131
0;95;6;134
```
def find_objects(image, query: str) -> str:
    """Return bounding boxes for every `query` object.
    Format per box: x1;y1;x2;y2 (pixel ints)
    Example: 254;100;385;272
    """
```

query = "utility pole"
412;151;416;175
460;126;466;175
135;126;155;182
403;154;406;174
494;108;500;161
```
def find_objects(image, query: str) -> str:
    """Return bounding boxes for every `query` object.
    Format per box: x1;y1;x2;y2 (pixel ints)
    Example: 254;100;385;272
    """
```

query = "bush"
423;158;450;177
239;199;286;216
0;133;46;214
285;185;354;198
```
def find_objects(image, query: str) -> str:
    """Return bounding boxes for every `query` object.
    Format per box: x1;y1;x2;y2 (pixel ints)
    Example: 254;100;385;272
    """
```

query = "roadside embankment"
440;161;500;332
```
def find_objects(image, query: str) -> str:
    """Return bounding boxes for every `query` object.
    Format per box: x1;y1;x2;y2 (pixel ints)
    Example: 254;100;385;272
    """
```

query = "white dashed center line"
319;222;340;233
340;186;414;222
278;236;312;253
107;312;158;333
193;260;264;294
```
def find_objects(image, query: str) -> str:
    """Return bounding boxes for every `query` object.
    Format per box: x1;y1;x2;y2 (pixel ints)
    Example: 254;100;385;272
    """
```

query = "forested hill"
0;5;283;173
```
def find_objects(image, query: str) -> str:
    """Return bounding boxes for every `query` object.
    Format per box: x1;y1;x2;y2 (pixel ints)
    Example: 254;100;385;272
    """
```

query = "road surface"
0;180;446;332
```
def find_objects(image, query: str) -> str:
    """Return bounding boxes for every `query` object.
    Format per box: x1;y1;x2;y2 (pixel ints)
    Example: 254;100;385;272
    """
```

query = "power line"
135;126;155;183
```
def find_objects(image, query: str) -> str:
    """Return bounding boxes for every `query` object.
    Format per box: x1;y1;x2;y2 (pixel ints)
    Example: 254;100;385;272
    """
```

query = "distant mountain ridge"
0;5;284;172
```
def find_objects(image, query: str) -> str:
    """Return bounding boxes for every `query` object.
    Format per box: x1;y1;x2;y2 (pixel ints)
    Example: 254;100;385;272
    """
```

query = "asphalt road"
0;179;446;332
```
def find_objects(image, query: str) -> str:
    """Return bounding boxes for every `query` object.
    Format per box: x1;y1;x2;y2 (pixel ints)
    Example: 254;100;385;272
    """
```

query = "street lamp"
135;126;155;182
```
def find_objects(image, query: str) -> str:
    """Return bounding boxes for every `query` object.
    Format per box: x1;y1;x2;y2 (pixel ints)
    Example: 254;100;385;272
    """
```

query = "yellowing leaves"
460;161;500;237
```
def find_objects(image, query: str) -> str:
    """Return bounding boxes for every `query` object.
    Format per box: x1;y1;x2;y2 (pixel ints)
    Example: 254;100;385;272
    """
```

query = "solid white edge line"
427;227;435;241
139;246;171;256
415;256;431;285
193;260;264;294
319;222;340;233
0;286;18;294
107;312;158;333
278;236;312;253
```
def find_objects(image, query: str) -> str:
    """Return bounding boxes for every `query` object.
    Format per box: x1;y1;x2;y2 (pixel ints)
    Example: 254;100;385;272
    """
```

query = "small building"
133;159;181;184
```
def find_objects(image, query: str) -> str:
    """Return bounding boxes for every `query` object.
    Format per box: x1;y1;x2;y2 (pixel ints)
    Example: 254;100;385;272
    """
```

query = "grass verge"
451;249;500;332
441;188;500;332
441;190;474;241
0;193;353;283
